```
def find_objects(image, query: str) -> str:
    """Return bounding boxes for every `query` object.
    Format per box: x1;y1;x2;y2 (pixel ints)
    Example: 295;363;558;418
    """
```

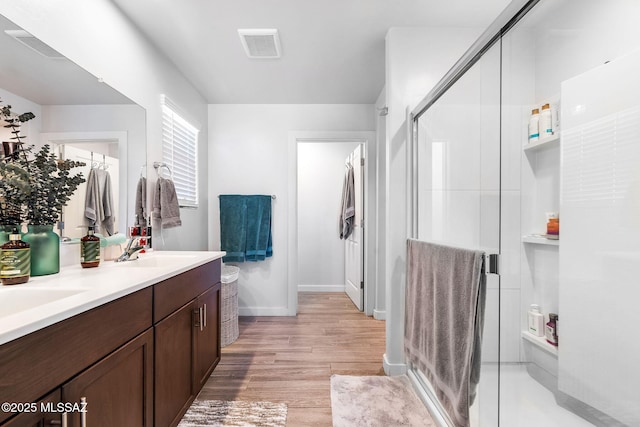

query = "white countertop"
0;250;225;346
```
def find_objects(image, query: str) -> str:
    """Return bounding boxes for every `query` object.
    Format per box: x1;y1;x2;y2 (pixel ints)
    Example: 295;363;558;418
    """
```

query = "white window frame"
161;95;199;208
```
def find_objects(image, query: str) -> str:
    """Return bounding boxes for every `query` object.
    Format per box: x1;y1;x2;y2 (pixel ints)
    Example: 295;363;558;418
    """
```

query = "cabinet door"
2;389;61;427
194;283;221;391
62;329;153;427
154;300;197;427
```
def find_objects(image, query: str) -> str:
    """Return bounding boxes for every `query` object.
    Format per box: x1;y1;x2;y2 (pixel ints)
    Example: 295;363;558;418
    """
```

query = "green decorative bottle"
22;224;60;276
0;225;12;246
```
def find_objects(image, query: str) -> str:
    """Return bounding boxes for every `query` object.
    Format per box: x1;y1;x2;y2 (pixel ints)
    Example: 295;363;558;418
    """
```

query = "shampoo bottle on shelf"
528;304;545;337
540;103;553;138
528;108;540;143
546;313;559;346
546;212;559;238
0;228;30;285
81;225;101;268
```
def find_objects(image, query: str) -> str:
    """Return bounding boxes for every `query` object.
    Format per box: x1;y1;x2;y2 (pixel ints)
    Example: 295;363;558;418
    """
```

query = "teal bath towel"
219;195;248;262
219;195;273;263
245;195;272;261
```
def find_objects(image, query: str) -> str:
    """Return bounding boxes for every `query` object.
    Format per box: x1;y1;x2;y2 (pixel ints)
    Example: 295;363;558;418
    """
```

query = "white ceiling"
111;0;512;104
0;14;133;106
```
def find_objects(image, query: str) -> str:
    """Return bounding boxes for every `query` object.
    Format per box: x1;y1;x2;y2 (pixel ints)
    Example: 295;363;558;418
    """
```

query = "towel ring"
153;161;172;178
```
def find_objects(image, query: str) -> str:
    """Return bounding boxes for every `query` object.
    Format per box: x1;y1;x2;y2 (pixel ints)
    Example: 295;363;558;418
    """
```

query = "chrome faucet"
115;237;145;262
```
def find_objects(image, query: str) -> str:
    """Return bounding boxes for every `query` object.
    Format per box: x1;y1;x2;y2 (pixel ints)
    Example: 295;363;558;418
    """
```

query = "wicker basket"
221;266;239;347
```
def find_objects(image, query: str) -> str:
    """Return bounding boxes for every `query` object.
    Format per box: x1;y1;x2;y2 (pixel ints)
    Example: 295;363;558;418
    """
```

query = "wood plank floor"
197;292;386;426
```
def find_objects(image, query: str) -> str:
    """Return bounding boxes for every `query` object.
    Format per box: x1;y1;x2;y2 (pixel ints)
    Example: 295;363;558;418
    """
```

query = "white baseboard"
298;284;345;292
373;309;386;320
238;307;293;316
383;353;407;376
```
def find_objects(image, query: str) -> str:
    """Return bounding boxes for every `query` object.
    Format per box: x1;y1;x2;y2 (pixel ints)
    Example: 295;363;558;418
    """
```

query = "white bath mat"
330;374;436;427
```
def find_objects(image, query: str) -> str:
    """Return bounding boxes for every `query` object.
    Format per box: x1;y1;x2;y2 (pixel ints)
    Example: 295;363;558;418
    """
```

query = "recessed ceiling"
110;0;512;104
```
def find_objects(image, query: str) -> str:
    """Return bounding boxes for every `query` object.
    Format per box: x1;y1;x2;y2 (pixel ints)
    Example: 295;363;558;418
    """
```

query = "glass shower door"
414;41;502;426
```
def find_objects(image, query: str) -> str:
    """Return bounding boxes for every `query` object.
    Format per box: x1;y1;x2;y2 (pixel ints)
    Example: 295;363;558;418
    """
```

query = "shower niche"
412;0;640;425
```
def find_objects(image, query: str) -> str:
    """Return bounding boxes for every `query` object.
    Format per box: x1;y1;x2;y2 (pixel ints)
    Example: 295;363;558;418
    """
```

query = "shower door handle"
486;254;499;275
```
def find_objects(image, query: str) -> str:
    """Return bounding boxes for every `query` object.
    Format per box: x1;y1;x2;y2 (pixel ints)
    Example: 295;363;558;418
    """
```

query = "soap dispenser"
81;225;101;268
0;228;30;285
528;304;545;337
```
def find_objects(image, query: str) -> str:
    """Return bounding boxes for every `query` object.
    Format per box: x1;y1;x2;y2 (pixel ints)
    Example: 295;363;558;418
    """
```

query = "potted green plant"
0;99;32;243
1;99;85;275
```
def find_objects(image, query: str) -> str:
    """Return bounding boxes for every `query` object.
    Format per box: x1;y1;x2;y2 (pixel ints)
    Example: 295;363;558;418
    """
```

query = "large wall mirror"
0;13;146;239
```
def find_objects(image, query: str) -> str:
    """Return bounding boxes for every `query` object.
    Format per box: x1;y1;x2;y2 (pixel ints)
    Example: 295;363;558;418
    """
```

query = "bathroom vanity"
0;251;224;427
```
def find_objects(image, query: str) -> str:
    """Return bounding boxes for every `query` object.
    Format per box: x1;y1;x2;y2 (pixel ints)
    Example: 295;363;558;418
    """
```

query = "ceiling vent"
238;29;281;59
4;29;65;59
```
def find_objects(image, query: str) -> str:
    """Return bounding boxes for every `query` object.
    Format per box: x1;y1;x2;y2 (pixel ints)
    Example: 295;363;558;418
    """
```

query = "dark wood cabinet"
62;329;154;427
0;287;152;426
0;258;221;427
194;285;221;391
154;261;222;427
2;390;62;427
154;301;197;427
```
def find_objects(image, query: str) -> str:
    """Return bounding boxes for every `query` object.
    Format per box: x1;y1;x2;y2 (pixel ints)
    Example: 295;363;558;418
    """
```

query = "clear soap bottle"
81;225;101;268
0;228;31;285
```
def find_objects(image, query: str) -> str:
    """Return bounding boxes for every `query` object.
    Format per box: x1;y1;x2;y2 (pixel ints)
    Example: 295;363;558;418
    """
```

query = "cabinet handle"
193;308;200;328
80;397;87;427
49;413;66;426
203;304;207;328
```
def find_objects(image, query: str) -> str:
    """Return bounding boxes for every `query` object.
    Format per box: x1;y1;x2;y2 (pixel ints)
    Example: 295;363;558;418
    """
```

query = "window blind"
161;96;199;208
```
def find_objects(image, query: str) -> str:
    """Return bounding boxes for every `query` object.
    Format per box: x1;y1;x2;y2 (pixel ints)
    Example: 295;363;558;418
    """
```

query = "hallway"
197;292;386;426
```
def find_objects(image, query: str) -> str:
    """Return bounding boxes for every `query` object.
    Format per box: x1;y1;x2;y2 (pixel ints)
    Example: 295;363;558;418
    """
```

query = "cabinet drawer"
63;328;154;427
154;260;221;323
1;389;61;427
0;287;152;423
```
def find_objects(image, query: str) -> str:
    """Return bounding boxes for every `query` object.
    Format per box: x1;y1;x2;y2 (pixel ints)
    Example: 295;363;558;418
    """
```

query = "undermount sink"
0;287;86;318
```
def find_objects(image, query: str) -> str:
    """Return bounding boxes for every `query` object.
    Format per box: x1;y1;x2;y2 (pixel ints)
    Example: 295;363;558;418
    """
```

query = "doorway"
287;131;376;316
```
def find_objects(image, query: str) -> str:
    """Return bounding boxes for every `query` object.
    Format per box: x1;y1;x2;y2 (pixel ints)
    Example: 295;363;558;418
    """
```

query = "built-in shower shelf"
522;235;559;246
523;134;560;152
521;331;558;356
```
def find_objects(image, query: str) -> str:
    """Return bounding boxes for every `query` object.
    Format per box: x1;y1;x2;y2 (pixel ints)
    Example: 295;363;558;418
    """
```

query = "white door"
344;144;364;310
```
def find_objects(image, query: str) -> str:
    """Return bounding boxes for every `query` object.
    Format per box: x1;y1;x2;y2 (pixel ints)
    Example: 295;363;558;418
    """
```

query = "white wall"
208;104;374;315
383;26;485;374
41;104;146;235
0;0;209;251
374;89;387;319
0;88;42;146
297;142;359;291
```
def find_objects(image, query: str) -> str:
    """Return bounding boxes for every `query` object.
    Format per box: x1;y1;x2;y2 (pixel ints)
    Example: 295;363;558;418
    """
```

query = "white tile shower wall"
559;50;640;425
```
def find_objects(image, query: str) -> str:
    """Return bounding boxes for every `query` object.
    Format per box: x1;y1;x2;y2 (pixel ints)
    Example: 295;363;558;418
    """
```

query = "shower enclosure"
410;0;640;425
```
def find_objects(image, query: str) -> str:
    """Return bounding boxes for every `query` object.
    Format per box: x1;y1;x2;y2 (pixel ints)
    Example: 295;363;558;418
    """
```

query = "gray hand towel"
405;239;486;427
339;164;355;239
135;176;147;227
100;170;115;235
84;168;103;228
152;177;182;229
